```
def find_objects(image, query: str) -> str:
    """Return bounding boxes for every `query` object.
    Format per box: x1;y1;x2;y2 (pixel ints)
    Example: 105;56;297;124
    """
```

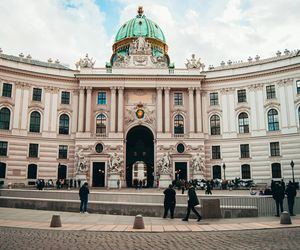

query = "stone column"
50;88;59;132
117;87;124;133
188;87;195;133
71;90;79;133
78;87;85;132
156;87;163;132
195;87;202;133
164;87;170;133
85;87;92;132
43;87;51;132
13;83;22;129
110;87;116;133
20;84;30;130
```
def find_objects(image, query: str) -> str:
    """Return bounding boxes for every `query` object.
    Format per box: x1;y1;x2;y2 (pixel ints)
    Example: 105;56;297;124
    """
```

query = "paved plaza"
0;207;299;249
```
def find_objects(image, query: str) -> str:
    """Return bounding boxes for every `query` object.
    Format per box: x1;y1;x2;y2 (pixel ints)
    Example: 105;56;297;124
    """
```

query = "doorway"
175;162;187;181
126;125;154;187
93;162;105;187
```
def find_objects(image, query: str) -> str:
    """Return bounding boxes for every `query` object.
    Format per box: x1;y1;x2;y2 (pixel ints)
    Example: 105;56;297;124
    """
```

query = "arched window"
29;111;41;133
0;162;6;178
271;163;281;178
0;107;10;130
59;114;69;134
268;109;279;131
241;164;251;179
238;112;249;133
210;115;220;135
174;114;184;134
27;164;37;179
96;114;106;134
212;165;221;179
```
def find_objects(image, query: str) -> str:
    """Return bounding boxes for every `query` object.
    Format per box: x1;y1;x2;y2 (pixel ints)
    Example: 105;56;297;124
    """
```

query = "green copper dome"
115;10;166;43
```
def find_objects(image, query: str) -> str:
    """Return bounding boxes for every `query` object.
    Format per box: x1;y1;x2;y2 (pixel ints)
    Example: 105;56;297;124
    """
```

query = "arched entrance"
126;125;154;187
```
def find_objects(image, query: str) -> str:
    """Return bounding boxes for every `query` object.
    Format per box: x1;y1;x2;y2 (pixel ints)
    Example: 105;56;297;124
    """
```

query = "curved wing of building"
0;7;299;188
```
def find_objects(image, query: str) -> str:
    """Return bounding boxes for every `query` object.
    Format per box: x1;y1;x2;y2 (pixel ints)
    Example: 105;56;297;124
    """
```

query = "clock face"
136;109;144;119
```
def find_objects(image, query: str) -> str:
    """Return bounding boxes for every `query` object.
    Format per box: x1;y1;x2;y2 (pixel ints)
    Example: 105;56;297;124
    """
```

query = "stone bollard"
133;214;145;229
50;215;62;227
280;211;292;225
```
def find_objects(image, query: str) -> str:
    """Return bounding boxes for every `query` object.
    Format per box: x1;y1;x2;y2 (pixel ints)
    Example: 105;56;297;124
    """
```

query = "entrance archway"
126;125;154;187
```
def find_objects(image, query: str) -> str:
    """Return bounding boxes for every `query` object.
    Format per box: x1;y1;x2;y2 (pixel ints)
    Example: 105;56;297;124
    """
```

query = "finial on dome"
137;6;144;17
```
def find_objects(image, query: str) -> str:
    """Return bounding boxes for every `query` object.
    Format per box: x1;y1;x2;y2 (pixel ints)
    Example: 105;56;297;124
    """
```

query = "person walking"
117;179;120;189
205;181;212;195
163;184;176;219
182;183;202;221
272;182;285;217
79;182;90;214
285;181;297;216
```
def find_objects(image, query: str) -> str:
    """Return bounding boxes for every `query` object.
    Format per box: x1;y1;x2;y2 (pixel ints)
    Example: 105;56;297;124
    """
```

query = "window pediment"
235;104;250;112
264;99;280;109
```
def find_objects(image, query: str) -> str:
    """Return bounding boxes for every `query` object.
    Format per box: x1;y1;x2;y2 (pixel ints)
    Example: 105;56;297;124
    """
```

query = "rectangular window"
240;144;250;158
241;165;251;179
2;83;12;97
174;93;183;106
61;91;70;104
32;88;42;101
98;92;106;105
210;92;218;106
297;80;300;94
58;145;68;159
266;85;276;99
270;142;280;156
29;143;39;158
0;141;8;156
237;89;247;103
212;146;221;159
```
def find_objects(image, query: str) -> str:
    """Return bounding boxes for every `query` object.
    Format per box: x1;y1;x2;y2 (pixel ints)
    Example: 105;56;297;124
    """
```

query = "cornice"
203;64;300;84
0;65;78;84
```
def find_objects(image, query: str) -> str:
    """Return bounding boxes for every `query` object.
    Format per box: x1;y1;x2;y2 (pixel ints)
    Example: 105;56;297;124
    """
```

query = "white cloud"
1;0;300;69
0;0;110;69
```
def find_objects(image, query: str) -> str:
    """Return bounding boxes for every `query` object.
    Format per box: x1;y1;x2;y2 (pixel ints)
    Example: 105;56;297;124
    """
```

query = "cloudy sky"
0;0;299;69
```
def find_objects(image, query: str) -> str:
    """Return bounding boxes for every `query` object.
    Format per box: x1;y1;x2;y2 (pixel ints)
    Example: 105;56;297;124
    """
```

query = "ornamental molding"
248;83;264;91
207;105;222;114
28;102;44;110
235;103;251;112
124;103;155;127
264;99;280;109
45;86;59;93
57;106;73;113
0;98;15;107
220;87;235;94
277;78;294;86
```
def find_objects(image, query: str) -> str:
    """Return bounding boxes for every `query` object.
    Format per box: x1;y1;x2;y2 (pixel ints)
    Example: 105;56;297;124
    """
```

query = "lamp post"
290;160;295;183
222;163;226;180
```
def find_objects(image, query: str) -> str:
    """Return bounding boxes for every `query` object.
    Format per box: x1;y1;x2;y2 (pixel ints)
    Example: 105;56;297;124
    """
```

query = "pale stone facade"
0;13;300;188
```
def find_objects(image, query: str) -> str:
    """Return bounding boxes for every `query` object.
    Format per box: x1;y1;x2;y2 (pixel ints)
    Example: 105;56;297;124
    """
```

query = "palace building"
0;7;300;188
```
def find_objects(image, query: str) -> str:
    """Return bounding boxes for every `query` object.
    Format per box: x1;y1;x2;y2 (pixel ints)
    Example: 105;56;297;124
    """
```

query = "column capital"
110;86;117;93
188;87;195;93
79;86;85;91
164;87;170;93
156;87;163;91
117;86;124;90
196;87;201;92
72;89;79;96
86;86;93;90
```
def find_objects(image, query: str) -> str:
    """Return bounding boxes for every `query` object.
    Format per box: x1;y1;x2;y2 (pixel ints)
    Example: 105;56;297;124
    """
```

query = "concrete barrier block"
280;211;292;225
202;199;222;219
50;215;62;227
133;214;145;229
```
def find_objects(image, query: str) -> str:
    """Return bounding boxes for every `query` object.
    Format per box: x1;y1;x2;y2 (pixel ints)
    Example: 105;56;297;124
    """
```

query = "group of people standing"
163;183;202;222
272;180;297;216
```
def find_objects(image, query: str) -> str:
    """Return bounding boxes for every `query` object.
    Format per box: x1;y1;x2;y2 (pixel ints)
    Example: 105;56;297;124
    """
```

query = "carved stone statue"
192;153;204;173
157;153;171;175
75;54;95;70
75;148;88;174
108;153;123;174
185;54;205;70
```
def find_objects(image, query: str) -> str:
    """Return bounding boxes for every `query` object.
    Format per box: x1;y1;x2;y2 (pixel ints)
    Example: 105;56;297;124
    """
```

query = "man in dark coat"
182;184;202;221
163;184;176;219
272;182;285;217
285;181;297;216
79;182;90;214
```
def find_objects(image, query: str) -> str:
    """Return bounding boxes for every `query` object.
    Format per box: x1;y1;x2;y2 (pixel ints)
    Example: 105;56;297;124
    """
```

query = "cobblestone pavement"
0;227;299;250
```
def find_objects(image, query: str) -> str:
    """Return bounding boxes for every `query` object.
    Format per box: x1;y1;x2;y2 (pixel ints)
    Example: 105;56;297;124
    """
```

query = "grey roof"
0;53;71;70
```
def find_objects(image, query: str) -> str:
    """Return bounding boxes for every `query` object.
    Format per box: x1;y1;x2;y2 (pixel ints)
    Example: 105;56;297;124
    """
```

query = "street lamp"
222;163;226;180
290;160;295;183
